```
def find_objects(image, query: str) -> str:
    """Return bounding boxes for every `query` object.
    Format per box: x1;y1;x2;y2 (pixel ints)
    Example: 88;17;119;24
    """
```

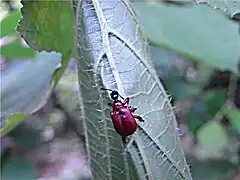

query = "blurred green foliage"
0;0;239;180
187;90;226;134
0;52;61;138
1;157;36;180
197;121;228;152
0;10;35;58
224;108;240;132
189;159;238;180
134;1;240;73
134;1;240;179
0;112;27;137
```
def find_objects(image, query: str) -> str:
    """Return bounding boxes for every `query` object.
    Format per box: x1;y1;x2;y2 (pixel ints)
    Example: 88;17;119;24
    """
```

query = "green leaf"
188;100;209;132
196;0;240;19
223;108;240;132
188;90;226;133
75;0;192;179
17;1;74;53
0;11;21;37
8;122;41;148
134;2;240;73
0;40;35;58
17;0;74;85
2;157;36;180
189;158;237;180
1;52;61;137
51;51;72;86
0;112;27;137
205;90;226;117
197;121;228;152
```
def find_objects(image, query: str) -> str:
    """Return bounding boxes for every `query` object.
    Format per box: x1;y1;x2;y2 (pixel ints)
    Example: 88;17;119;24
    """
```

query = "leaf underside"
75;0;192;180
134;1;240;74
196;0;240;18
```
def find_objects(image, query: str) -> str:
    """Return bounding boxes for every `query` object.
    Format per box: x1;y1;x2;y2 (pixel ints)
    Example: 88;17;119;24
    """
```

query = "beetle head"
101;88;124;101
110;90;119;101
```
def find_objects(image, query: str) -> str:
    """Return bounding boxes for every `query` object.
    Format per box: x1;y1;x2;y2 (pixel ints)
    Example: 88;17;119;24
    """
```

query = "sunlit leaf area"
0;0;239;180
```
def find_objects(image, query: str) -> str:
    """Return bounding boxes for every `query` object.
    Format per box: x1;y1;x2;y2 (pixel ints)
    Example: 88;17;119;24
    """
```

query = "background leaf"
0;112;27;137
0;40;35;58
17;0;74;85
0;10;21;37
196;0;240;19
205;90;226;117
1;157;36;180
134;1;240;73
150;44;214;101
223;108;240;132
150;45;202;100
197;121;229;152
7;121;42;148
187;90;226;133
54;64;85;136
0;52;61;137
75;0;192;179
189;159;237;180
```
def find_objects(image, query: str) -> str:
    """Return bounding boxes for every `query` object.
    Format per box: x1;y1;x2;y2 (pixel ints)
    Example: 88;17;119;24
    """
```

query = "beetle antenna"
118;94;124;100
101;88;113;92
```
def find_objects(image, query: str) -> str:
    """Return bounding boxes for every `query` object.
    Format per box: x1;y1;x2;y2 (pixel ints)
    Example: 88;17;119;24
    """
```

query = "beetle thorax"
112;101;124;111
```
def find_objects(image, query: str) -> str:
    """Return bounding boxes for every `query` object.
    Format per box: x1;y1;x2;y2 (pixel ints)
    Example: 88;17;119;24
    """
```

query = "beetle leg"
122;97;129;106
134;115;144;122
130;107;137;112
108;103;112;107
122;136;127;144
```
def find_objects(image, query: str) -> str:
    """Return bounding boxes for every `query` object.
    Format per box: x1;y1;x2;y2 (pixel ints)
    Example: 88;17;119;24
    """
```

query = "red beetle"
101;88;144;141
